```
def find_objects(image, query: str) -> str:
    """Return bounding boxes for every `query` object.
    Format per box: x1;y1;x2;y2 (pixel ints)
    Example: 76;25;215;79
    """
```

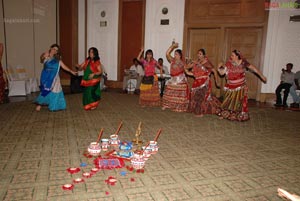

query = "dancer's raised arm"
166;42;178;63
137;47;144;62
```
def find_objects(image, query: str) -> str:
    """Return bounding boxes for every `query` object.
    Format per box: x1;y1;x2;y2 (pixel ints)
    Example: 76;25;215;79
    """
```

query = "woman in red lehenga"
0;43;6;104
162;42;189;112
137;48;161;107
217;50;267;121
186;48;220;117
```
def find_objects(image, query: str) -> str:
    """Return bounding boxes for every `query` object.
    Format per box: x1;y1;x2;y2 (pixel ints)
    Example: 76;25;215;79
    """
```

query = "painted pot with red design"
130;152;145;170
110;134;120;145
101;138;110;151
142;146;152;160
149;141;159;154
87;142;101;156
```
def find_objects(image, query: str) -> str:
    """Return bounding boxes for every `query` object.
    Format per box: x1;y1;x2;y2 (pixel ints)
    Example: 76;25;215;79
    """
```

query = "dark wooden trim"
73;0;78;66
59;0;78;82
141;0;145;50
1;0;7;68
85;0;87;56
118;0;145;82
56;0;58;44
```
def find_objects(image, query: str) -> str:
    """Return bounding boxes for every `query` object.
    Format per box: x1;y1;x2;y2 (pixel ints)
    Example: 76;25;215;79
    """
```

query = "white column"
144;0;185;71
262;3;300;93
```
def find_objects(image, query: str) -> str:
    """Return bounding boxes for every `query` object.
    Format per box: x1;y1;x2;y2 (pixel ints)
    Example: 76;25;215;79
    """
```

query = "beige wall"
262;8;300;94
1;0;57;79
87;0;119;81
33;0;57;78
144;0;185;72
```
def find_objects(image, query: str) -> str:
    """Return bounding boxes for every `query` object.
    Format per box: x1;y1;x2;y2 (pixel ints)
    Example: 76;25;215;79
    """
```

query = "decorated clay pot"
110;134;120;145
101;139;110;151
142;146;152;160
87;142;101;156
130;152;145;170
149;141;159;154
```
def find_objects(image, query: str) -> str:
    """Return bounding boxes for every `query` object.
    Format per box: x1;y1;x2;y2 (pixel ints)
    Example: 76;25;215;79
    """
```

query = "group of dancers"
35;44;101;111
136;42;267;121
34;43;267;121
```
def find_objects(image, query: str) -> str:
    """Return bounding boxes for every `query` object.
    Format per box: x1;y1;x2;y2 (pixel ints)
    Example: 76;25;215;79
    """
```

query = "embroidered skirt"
217;85;249;121
162;83;189;112
189;85;220;115
139;80;161;107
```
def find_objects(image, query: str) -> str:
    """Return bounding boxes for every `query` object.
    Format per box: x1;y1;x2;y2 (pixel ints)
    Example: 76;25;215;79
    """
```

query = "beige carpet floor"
0;91;299;201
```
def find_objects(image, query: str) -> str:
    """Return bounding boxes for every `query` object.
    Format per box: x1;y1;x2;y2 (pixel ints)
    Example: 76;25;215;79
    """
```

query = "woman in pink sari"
186;49;220;117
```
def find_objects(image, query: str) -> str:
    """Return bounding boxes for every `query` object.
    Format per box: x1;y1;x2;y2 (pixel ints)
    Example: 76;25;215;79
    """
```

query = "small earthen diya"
67;167;81;174
62;184;74;190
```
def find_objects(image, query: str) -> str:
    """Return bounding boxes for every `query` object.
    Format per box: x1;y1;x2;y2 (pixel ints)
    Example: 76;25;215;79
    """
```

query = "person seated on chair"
290;70;300;108
100;64;108;91
122;58;144;94
275;63;295;107
155;58;169;75
155;58;169;97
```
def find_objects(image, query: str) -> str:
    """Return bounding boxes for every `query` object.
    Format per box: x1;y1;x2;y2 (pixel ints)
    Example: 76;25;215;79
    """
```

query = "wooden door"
59;0;78;82
119;0;144;81
225;27;263;99
188;28;221;97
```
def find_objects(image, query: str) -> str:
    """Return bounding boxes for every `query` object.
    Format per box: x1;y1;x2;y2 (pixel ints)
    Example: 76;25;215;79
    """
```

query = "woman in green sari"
76;47;102;110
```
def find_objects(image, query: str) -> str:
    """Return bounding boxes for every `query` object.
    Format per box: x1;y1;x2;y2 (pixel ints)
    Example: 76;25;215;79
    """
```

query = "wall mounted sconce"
101;10;106;18
162;7;168;15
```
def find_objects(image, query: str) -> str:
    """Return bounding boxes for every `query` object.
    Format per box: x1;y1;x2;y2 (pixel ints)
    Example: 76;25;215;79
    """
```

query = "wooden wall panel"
119;0;144;81
59;0;78;82
188;29;221;96
184;0;268;100
186;0;266;24
188;29;220;66
225;27;263;99
208;3;241;16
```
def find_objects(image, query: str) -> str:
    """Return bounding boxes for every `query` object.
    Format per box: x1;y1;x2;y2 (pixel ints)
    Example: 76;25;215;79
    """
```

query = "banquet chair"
4;66;31;96
15;65;39;93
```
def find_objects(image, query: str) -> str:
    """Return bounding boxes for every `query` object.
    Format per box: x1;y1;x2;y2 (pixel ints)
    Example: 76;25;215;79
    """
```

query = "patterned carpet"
0;91;299;201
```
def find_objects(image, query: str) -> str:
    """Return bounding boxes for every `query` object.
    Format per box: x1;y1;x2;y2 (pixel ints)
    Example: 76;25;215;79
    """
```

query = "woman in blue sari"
35;44;77;111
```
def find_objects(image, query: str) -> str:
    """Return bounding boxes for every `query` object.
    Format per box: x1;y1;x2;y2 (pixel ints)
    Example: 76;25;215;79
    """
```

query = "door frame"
117;0;145;82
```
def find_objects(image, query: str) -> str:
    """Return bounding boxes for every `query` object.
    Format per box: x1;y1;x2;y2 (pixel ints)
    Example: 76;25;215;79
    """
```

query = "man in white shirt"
290;70;300;108
275;63;295;107
100;64;108;91
156;58;170;97
155;58;169;75
122;58;144;94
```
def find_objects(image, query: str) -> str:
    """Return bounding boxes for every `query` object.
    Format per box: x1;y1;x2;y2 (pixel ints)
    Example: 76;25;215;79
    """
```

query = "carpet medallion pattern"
0;92;299;201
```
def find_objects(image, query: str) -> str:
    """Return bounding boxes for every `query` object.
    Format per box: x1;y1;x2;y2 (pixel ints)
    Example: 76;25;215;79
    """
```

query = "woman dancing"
186;48;220;117
35;44;77;111
162;42;189;112
76;47;102;110
137;48;161;107
217;49;267;121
